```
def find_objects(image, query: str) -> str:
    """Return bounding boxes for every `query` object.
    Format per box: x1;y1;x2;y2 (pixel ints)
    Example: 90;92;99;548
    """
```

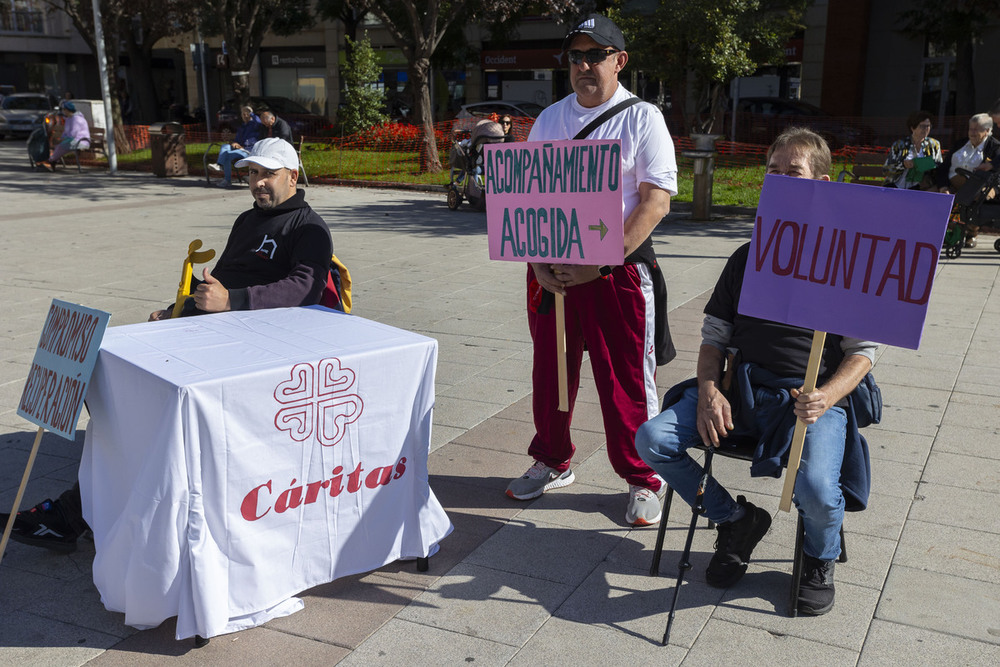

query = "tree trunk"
125;42;160;123
955;40;975;116
409;58;441;173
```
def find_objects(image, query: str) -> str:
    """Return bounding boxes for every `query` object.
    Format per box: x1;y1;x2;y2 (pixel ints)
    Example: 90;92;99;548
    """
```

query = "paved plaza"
1;141;998;665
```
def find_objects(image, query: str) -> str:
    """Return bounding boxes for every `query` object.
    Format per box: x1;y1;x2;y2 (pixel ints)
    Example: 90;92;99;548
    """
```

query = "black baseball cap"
562;14;626;51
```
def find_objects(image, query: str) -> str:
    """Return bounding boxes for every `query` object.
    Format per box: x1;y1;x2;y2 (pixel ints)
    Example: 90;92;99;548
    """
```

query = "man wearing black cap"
506;14;679;527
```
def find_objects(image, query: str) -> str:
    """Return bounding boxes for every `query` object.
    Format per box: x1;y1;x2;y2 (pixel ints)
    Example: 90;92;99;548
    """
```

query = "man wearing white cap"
151;137;333;319
4;138;336;553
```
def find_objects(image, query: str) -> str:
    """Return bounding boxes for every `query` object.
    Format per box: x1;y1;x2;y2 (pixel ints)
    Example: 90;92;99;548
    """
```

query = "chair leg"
649;487;674;576
839;526;848;563
662;465;711;646
789;513;805;617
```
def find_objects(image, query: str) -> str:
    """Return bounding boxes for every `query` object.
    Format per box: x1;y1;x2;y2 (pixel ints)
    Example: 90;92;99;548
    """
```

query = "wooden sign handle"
779;330;827;512
0;427;45;564
554;293;569;412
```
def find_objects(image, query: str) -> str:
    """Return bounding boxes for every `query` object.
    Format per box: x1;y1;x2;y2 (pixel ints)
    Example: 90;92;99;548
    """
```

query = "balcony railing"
1;8;45;34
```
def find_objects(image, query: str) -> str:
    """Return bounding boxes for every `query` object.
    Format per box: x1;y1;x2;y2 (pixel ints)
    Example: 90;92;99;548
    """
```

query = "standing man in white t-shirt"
505;14;679;526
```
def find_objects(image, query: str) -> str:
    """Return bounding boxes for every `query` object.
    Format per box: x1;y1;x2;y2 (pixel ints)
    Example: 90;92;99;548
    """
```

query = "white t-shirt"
528;83;678;221
949;139;988;180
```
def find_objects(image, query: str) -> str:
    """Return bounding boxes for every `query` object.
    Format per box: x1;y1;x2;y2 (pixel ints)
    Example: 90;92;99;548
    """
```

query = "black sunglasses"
567;48;619;65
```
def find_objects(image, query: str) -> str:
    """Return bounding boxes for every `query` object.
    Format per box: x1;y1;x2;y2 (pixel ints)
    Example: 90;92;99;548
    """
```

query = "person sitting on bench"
634;127;877;616
207;104;262;188
934;113;999;248
38;101;90;172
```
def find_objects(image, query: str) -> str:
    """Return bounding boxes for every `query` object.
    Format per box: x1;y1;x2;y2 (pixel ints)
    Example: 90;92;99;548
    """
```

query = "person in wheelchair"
635;128;877;616
935;113;999;248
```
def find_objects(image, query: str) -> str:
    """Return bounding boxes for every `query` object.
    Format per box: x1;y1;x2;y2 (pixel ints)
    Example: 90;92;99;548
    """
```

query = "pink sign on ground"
739;175;953;350
484;139;625;266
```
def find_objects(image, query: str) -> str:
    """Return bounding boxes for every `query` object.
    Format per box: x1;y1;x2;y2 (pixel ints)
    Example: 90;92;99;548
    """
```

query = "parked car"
0;93;56;139
452;100;545;136
216;96;331;140
728;97;875;148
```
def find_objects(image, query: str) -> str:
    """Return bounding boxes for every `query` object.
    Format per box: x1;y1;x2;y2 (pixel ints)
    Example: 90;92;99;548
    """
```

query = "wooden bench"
56;127;107;171
836;150;887;185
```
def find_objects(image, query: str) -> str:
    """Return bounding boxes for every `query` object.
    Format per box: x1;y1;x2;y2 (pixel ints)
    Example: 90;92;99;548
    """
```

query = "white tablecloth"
80;307;452;639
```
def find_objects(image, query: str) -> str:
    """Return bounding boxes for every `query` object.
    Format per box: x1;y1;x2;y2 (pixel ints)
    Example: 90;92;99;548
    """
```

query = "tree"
339;34;389;134
616;0;806;134
200;1;314;108
898;0;1000;116
319;0;577;173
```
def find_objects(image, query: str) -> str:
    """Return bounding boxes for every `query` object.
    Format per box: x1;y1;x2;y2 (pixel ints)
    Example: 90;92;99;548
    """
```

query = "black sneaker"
798;555;836;615
1;498;82;554
705;495;772;588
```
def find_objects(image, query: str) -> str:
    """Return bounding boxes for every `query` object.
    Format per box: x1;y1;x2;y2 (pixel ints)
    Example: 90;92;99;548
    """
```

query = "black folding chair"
649;439;847;646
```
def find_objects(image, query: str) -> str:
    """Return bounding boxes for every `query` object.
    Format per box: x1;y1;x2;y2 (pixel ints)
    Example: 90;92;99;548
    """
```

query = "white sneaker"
208;163;222;173
506;461;574;500
625;484;666;526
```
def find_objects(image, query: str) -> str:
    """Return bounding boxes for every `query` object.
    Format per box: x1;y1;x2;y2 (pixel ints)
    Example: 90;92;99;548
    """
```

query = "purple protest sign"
484;140;625;266
738;175;953;349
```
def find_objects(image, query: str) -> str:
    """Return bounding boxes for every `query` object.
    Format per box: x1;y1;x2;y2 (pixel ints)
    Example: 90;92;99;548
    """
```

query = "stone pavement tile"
462;516;624;587
436;373;532;405
515;481;637;532
88;623;349;666
867;457;922;498
554;562;724;649
430;424;464;451
923;450;1000;493
876;565;1000;646
873;347;964;370
914;323;975;350
859;619;1000;667
509;616;686;666
748;514;897;592
492;394;532;423
428;442;536;493
686;617;859;666
433;359;483;389
1;559;132;640
876;382;951;415
338;618;515;666
867;404;942;437
264;572;420;648
962;346;1000;369
477;357;534;382
431;395;508;430
715;570;880;651
865;428;934;466
893;519;1000;586
869;363;959;391
0;448;80;493
570;443;629;492
932;422;1000;460
0;533;97;590
954;380;1000;398
0;608;122;666
395;562;573;647
844;491;912;542
449;414;602;458
910;480;998;535
956;362;1000;391
941;392;1000;431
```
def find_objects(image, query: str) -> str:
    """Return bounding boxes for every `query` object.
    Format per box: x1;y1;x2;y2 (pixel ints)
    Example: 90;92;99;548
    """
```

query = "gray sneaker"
625;484;666;526
506;461;574;500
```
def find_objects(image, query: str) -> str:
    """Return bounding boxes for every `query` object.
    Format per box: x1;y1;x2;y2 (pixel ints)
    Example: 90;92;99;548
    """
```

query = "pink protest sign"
484;140;625;266
738;175;953;350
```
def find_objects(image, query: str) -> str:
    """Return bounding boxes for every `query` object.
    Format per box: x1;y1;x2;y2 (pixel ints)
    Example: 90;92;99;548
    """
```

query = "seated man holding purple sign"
635;128;879;616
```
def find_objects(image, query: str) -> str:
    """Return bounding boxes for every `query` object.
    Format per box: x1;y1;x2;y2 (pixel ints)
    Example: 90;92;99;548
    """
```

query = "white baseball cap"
235;137;299;171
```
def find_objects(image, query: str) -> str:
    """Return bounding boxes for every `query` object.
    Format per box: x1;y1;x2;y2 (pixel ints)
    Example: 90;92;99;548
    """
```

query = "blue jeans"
635;385;847;561
216;145;249;184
